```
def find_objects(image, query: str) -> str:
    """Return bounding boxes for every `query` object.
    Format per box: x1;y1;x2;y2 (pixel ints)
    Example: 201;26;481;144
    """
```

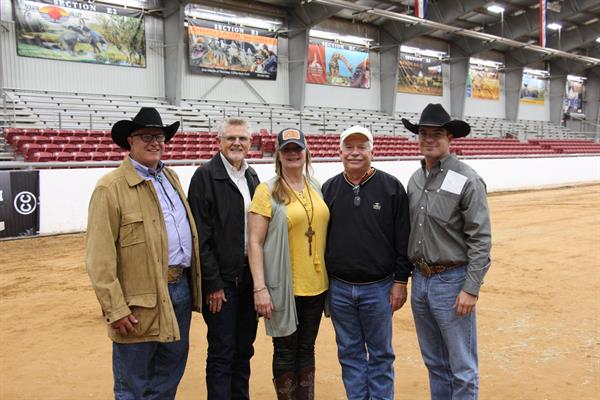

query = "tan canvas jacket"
85;157;202;344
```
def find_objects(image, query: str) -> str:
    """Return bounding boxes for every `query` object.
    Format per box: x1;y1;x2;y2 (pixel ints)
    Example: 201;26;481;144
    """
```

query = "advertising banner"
306;38;370;89
564;76;585;115
13;0;146;67
467;65;500;100
397;52;443;96
0;171;40;238
520;73;546;105
187;18;278;80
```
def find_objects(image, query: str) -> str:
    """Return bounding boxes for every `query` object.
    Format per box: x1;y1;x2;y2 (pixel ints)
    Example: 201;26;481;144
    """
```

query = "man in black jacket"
188;117;260;400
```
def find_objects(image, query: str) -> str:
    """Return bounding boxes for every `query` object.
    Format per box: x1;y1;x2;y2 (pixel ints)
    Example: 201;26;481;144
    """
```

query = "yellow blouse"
249;181;329;296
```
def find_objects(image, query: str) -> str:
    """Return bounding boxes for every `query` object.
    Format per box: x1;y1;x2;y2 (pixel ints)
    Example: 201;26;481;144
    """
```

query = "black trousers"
272;292;327;378
202;272;258;400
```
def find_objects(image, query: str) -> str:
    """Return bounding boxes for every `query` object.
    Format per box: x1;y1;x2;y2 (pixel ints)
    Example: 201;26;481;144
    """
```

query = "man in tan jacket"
86;107;202;399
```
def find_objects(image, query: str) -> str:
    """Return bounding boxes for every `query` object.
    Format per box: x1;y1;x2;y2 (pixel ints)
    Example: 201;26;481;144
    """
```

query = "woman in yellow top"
248;128;329;399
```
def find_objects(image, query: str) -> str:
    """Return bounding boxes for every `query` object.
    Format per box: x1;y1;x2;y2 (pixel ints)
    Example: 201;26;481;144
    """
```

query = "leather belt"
413;258;462;278
167;266;185;284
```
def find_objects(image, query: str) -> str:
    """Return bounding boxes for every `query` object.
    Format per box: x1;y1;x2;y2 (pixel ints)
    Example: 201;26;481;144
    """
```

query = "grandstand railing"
1;90;17;128
2;153;598;171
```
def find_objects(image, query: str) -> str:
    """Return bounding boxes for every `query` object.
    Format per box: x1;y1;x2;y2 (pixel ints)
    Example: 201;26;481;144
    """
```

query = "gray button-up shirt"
131;157;193;268
407;154;491;295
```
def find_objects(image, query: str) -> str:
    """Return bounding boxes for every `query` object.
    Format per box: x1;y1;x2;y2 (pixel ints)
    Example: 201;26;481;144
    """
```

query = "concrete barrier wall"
39;156;600;234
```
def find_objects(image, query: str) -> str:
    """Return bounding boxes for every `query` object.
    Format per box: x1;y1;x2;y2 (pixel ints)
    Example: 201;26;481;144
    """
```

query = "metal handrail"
2;153;598;171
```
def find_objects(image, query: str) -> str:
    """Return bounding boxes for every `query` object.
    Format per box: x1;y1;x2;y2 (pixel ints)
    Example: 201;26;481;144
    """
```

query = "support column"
504;55;524;122
379;30;399;116
287;27;309;111
449;43;469;119
548;62;567;125
163;4;185;106
584;68;600;137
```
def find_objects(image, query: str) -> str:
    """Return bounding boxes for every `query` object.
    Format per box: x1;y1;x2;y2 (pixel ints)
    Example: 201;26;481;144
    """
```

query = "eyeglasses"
353;185;361;207
222;135;249;143
131;133;166;143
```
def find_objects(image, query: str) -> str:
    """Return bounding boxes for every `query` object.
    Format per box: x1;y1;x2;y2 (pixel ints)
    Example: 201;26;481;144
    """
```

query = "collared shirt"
407;154;492;295
130;157;192;268
219;152;252;253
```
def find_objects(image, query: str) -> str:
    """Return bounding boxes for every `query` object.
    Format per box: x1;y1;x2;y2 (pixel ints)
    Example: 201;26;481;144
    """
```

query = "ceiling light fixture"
547;22;562;30
487;5;505;14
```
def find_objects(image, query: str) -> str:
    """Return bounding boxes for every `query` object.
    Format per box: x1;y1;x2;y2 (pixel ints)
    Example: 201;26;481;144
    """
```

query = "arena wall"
517;100;551;121
37;156;600;235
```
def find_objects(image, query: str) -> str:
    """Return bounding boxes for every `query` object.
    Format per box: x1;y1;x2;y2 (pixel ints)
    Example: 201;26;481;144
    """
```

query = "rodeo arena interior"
0;0;599;399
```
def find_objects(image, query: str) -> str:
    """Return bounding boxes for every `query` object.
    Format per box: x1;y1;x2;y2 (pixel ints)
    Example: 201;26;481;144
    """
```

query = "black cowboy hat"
111;107;180;150
401;103;471;138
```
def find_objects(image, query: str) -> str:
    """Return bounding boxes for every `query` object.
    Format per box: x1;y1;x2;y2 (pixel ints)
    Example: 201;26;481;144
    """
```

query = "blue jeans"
203;276;258;400
113;272;192;400
411;267;479;400
329;277;395;400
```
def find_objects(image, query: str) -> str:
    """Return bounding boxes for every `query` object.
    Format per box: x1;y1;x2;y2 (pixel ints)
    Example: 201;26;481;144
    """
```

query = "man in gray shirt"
402;103;491;400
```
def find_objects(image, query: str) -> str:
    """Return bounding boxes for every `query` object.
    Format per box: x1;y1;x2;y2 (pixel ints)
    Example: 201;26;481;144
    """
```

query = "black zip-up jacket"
188;153;260;293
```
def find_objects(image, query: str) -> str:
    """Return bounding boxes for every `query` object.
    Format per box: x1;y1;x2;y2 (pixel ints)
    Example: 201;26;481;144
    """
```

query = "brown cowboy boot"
273;371;298;400
296;366;315;400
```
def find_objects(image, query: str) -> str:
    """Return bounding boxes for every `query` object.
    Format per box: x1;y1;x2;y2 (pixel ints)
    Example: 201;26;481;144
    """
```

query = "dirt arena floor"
1;184;599;399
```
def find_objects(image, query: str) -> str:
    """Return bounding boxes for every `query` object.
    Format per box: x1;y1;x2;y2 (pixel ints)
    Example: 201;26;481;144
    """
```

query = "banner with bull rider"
466;64;500;100
187;18;278;80
13;0;146;67
306;38;370;89
397;52;443;96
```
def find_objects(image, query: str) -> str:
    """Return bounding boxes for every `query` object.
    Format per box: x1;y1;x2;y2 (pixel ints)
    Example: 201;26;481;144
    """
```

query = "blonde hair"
272;148;314;204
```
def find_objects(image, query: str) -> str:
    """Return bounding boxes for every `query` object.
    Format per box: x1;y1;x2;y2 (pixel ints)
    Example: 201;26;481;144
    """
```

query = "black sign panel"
0;171;40;238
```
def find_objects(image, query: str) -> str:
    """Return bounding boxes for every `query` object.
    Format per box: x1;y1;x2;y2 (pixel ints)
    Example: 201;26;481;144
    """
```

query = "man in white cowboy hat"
402;103;492;400
322;125;411;400
85;107;202;399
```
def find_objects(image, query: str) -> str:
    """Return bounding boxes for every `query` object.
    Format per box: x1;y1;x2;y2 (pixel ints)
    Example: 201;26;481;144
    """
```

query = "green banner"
14;0;146;67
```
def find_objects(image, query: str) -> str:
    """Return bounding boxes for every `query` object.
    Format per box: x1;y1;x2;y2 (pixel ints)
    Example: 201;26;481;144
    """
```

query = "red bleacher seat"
54;152;75;162
10;135;31;149
77;144;95;153
89;152;108;161
31;135;51;145
105;152;124;161
182;151;199;160
29;152;54;162
94;144;112;152
247;150;263;159
170;151;186;160
59;143;78;152
65;136;84;145
42;144;61;154
48;135;69;145
20;143;42;157
82;137;101;145
73;152;92;161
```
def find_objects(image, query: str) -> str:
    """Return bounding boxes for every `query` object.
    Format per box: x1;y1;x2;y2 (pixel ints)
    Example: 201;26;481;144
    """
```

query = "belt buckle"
168;267;184;284
414;259;433;278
